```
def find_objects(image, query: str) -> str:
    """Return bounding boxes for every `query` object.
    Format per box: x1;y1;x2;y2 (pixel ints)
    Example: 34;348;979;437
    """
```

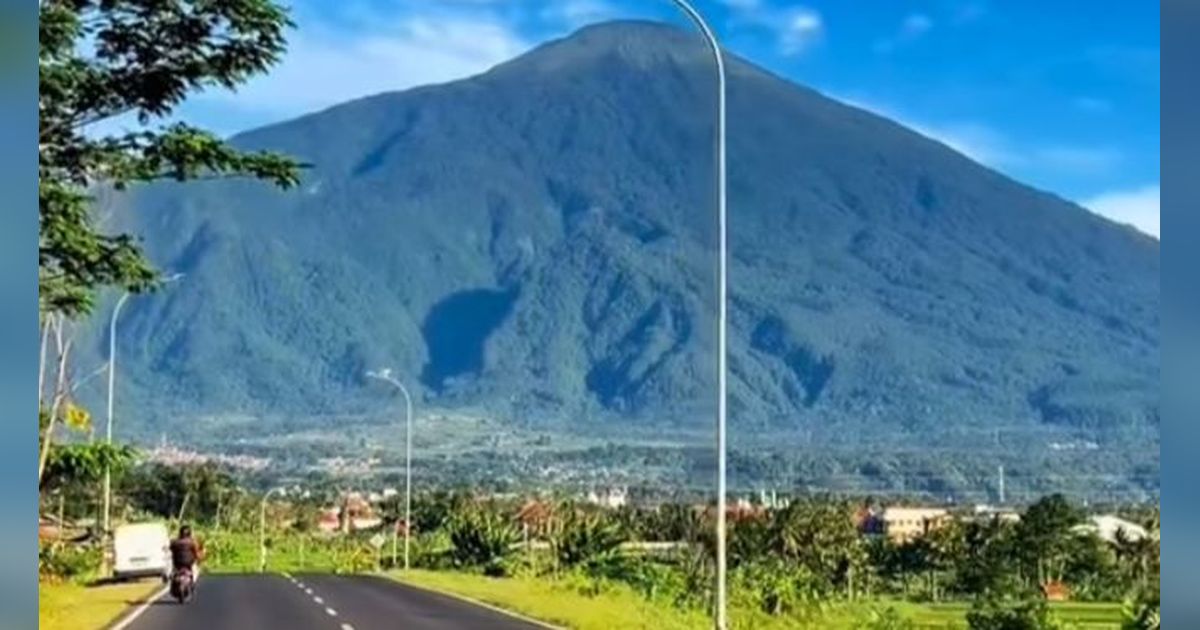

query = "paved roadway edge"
377;573;565;630
105;583;169;630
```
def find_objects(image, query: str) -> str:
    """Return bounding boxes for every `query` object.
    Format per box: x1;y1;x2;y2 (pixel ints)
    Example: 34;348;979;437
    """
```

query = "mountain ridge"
79;21;1157;480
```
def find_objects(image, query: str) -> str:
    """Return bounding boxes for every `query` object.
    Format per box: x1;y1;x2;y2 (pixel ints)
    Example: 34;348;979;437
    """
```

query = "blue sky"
166;0;1160;236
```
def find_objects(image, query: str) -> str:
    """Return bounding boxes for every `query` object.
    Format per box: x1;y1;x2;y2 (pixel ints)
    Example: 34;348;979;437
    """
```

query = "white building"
1076;515;1149;544
586;487;628;509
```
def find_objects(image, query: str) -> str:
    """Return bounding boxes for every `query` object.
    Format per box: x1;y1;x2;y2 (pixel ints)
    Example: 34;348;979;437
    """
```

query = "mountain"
82;21;1158;490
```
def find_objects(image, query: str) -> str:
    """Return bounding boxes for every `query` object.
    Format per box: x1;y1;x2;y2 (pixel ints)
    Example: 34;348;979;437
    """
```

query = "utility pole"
366;369;414;571
998;465;1006;505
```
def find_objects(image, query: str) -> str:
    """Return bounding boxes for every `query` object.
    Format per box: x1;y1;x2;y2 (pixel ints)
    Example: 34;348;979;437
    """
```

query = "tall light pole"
101;291;131;538
366;368;414;571
664;3;728;627
260;487;285;573
102;273;183;537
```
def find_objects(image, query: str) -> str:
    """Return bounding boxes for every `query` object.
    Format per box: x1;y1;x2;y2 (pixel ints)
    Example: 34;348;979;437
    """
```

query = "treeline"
39;455;1160;629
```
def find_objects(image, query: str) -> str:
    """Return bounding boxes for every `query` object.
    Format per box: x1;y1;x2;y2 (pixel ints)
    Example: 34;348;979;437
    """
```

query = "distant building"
316;508;340;533
863;507;951;543
1042;581;1071;602
586;487;628;509
1075;515;1149;544
967;504;1022;524
757;489;788;510
319;491;385;534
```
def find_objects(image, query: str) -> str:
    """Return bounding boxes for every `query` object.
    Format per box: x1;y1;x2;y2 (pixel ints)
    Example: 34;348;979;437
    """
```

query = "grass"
388;570;1126;630
906;600;1121;628
389;569;711;629
204;531;374;574
38;579;163;630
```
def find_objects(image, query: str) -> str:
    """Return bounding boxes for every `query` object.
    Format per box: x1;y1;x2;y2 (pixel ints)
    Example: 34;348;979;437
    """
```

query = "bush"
447;507;519;571
967;598;1067;630
865;607;917;630
39;542;101;582
1121;588;1160;630
731;558;822;617
549;506;627;571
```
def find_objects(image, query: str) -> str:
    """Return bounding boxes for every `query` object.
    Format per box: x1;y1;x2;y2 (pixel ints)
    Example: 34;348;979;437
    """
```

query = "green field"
38;580;162;630
203;531;375;574
389;570;1125;630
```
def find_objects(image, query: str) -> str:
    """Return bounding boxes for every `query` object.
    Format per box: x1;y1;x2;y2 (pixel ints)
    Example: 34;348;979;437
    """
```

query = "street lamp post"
663;2;728;627
366;369;414;571
101;291;132;538
260;487;284;573
102;273;184;538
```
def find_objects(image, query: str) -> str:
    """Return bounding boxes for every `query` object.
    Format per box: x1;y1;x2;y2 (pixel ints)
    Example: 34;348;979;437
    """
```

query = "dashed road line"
325;607;338;617
313;596;324;604
340;624;355;630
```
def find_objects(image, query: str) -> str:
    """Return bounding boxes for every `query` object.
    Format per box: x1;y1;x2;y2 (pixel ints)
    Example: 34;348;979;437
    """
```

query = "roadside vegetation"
42;455;1157;630
38;581;161;630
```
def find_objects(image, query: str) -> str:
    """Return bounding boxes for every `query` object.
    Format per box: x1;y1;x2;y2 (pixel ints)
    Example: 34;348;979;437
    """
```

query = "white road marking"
392;578;564;629
325;607;338;617
314;596;324;604
110;584;170;630
305;588;313;595
341;624;355;630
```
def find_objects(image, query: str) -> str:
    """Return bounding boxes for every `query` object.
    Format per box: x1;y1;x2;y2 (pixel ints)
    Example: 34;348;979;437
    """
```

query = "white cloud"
722;2;824;57
831;93;1122;178
1082;185;1160;237
197;15;530;117
902;14;934;37
542;0;622;30
874;13;934;53
779;8;824;56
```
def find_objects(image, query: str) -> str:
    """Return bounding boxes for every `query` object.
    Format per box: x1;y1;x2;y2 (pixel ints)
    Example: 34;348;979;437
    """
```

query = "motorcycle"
169;566;195;603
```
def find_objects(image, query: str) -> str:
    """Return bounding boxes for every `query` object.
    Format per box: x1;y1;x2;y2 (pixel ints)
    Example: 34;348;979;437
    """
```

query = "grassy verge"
38;579;163;630
387;570;1124;630
875;600;1124;629
389;569;711;629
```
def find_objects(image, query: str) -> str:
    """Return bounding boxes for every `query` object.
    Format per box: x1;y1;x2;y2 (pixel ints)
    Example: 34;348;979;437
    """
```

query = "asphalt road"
118;574;549;630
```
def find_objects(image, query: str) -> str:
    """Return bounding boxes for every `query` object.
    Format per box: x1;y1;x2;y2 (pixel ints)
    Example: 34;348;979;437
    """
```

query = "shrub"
865;607;917;630
1121;588;1160;630
731;558;822;617
39;542;101;582
446;507;519;571
549;506;627;571
966;598;1067;630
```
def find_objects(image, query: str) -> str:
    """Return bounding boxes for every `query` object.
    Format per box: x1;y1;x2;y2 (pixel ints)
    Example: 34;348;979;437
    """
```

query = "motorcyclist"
169;524;204;584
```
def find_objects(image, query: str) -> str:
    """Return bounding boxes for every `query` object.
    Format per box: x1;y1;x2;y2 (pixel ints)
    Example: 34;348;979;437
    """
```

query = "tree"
771;499;865;597
446;505;519;573
958;518;1022;597
547;503;626;570
41;442;137;493
39;0;303;316
1015;494;1084;588
120;461;236;524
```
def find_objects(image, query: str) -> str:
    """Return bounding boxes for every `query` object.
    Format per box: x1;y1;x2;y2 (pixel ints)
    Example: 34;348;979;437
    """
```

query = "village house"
1075;514;1149;544
586;487;628;509
860;506;952;543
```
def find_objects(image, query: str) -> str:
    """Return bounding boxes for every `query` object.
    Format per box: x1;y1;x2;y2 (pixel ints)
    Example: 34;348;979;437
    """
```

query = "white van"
112;522;171;581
